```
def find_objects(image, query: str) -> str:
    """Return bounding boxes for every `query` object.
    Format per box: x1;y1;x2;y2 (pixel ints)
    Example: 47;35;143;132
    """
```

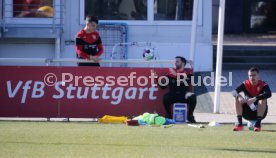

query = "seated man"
156;56;197;123
232;67;272;132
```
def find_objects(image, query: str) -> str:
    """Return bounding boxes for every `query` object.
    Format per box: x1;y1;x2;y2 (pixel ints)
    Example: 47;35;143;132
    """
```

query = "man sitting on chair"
154;56;197;123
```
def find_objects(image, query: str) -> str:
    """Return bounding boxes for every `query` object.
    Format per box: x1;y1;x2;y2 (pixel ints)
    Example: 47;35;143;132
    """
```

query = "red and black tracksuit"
233;80;272;121
159;68;197;122
76;29;104;66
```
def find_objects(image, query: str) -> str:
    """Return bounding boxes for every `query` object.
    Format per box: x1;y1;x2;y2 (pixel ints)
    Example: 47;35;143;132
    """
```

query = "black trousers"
77;56;100;67
163;92;197;119
242;103;268;121
78;63;100;67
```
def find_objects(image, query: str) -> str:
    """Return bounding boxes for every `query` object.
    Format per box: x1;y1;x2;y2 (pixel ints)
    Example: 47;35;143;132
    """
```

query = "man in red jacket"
154;57;197;123
76;15;104;66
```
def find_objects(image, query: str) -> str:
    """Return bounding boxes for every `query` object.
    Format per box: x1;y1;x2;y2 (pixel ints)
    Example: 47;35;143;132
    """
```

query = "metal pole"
189;0;199;62
2;0;7;32
0;0;2;37
52;0;56;33
55;38;61;66
214;0;226;113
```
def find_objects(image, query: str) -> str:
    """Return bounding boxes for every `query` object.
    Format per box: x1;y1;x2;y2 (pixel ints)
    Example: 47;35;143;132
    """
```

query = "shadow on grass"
262;130;276;133
1;141;276;154
216;148;276;154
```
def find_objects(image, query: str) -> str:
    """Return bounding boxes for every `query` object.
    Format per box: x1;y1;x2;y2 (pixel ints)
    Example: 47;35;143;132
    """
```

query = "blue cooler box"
173;103;187;124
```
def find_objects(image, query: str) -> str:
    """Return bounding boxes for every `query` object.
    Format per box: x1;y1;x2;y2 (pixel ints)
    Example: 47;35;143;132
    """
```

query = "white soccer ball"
142;48;155;61
247;120;256;130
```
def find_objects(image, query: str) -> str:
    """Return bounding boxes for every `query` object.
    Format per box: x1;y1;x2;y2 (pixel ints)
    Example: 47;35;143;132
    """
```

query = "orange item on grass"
98;115;128;124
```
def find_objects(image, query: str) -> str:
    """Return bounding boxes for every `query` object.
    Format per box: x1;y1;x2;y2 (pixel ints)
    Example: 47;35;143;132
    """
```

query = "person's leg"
257;100;267;118
242;103;257;121
233;99;246;131
175;92;197;123
235;98;244;126
163;93;174;119
255;99;267;129
185;92;197;122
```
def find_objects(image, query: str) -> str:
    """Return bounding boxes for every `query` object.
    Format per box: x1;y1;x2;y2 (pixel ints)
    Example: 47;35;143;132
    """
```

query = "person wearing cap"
76;15;104;66
153;56;197;123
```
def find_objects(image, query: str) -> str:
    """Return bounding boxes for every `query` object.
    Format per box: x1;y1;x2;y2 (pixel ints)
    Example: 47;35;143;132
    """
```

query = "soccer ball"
143;48;155;61
247;120;256;130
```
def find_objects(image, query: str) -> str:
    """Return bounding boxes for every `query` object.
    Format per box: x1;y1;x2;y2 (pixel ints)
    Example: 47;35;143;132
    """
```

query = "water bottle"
248;103;257;111
245;96;257;111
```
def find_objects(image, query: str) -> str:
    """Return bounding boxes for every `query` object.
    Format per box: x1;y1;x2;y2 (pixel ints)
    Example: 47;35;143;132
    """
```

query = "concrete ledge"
195;113;276;124
1;113;275;124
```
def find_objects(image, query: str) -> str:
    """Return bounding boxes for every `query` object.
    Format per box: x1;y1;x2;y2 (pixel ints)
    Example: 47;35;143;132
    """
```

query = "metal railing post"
0;0;2;37
2;0;6;32
52;0;56;33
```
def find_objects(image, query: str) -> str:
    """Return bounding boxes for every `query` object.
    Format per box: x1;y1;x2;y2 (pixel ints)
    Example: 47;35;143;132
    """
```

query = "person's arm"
256;85;272;100
178;73;192;85
151;69;169;89
232;83;247;103
158;75;170;89
95;36;104;57
76;34;90;60
232;83;244;97
187;60;194;69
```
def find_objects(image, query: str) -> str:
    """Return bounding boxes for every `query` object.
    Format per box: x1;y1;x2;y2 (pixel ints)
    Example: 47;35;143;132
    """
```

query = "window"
85;0;148;20
250;1;276;29
13;0;54;18
154;0;193;21
80;0;202;25
4;0;61;25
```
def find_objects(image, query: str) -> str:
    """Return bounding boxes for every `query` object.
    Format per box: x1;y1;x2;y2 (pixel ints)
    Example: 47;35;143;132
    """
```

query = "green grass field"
0;122;276;158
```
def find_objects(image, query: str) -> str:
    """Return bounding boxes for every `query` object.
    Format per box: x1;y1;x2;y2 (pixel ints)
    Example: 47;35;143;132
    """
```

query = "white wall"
0;39;55;66
0;0;213;72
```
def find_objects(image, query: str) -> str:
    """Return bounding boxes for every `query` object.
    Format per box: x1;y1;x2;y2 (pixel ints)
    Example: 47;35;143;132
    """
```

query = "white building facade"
0;0;212;71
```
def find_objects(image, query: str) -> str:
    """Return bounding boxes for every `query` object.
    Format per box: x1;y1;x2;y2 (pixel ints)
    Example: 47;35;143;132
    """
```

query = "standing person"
154;56;197;123
232;67;272;132
76;15;104;67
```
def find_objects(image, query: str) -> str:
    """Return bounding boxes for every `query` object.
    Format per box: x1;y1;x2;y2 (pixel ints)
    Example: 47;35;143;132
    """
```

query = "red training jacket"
75;29;104;60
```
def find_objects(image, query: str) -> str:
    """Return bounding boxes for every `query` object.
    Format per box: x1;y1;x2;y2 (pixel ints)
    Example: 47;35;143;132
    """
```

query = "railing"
0;58;175;64
0;58;194;69
110;42;194;66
